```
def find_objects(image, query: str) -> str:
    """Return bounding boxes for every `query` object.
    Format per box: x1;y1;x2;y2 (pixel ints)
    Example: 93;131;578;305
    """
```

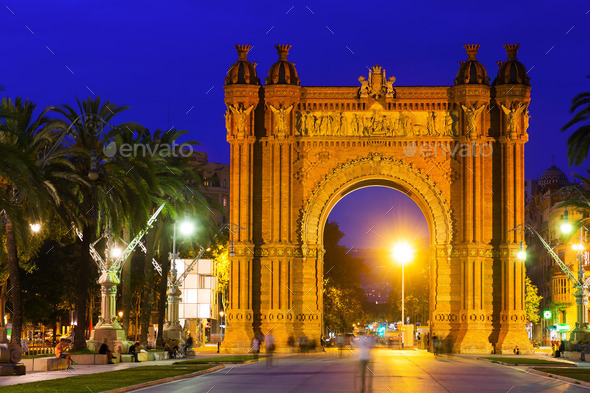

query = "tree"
51;97;157;350
322;222;368;333
0;97;83;345
562;75;590;166
525;275;542;324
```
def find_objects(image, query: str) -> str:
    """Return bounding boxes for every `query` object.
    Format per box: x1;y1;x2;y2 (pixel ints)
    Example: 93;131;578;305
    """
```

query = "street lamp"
517;241;527;261
165;218;196;342
29;223;41;233
392;242;414;326
561;209;573;235
560;210;589;342
219;311;225;339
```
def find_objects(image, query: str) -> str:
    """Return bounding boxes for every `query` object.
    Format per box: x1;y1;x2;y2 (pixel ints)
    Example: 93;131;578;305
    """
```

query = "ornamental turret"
493;43;530;85
266;44;300;85
224;44;260;85
454;44;490;85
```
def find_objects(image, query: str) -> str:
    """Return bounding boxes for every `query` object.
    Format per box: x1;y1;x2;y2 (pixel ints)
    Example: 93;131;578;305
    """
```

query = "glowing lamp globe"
560;222;573;235
110;247;122;258
179;220;196;236
392;242;414;265
30;223;41;233
517;249;527;260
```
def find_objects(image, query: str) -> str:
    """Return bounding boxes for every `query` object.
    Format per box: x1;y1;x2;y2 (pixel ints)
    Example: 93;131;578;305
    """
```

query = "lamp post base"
87;324;132;354
569;326;590;344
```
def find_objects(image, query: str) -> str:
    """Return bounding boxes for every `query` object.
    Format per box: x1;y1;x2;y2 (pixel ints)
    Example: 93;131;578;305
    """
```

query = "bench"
120;354;134;363
33;357;67;371
71;354;107;365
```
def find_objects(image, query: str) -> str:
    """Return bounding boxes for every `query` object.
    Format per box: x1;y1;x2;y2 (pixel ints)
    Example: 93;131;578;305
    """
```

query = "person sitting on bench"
55;338;75;369
99;338;115;364
129;342;141;362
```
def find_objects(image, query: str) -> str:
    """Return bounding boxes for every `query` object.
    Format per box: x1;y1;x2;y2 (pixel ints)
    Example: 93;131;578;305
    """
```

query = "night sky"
2;1;589;248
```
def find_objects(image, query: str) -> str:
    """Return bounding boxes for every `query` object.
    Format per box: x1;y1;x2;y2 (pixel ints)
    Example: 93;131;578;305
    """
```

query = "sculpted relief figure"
358;76;370;98
385;76;396;97
426;111;437;136
444;111;459;136
523;107;530;132
229;104;254;135
501;103;526;134
295;112;305;136
305;113;315;135
270;105;293;135
397;111;408;137
224;109;231;132
461;104;485;136
333;113;343;136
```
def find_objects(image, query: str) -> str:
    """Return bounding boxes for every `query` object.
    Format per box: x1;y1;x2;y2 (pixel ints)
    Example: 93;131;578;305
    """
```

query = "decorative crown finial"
371;65;383;74
464;44;480;60
275;44;292;61
504;43;520;61
235;44;252;61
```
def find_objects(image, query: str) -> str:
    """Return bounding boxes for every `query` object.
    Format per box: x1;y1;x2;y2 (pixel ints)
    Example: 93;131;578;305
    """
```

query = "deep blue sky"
2;1;589;247
327;187;429;250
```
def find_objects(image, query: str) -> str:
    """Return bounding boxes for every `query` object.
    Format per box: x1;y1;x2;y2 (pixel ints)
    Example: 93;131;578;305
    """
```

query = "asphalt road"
132;349;590;393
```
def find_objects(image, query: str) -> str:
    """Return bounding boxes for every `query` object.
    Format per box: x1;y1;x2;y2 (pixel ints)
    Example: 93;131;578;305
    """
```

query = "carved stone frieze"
295;106;459;138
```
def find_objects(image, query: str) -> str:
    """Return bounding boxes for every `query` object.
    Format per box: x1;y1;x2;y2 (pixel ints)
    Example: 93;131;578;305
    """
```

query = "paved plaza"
130;349;589;393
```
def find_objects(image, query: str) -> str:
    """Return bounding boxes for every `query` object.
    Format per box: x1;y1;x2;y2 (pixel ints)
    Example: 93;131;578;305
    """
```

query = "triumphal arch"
223;43;532;354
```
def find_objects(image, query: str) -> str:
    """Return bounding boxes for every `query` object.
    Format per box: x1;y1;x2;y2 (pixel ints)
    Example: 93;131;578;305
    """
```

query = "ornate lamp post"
86;202;166;352
392;242;414;325
392;242;414;348
560;209;590;342
163;219;196;342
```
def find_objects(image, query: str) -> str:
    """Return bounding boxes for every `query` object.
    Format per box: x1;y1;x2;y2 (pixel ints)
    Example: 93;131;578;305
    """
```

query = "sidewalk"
0;348;231;388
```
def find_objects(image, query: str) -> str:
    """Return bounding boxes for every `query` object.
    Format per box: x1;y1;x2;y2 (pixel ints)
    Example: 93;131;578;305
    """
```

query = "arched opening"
321;185;431;346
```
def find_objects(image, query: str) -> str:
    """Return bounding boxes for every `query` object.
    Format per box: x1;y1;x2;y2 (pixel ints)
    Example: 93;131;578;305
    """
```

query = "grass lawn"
175;355;267;364
535;368;590;382
0;364;216;393
481;357;568;365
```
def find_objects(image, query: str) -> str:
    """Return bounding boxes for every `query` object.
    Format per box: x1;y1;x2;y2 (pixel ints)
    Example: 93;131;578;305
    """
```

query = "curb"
529;368;590;388
100;364;224;393
476;357;577;367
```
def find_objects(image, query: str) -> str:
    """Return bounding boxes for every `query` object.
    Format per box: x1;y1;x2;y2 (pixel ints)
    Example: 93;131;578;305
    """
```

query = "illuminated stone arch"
222;43;532;354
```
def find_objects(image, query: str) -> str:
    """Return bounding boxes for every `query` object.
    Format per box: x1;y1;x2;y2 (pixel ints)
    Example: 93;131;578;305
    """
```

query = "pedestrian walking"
432;334;439;356
265;332;275;367
251;336;260;360
355;334;374;393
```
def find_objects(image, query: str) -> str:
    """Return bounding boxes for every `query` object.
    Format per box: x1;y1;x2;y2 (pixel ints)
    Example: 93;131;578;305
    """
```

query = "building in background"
192;151;229;227
526;165;589;345
177;258;219;345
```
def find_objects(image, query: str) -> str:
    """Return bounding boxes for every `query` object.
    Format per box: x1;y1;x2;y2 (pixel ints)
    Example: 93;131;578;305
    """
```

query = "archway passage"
223;44;532;354
323;187;430;342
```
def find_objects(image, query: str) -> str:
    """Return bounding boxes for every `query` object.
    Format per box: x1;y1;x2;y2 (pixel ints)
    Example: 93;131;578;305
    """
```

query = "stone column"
222;50;260;351
163;284;182;341
493;83;532;353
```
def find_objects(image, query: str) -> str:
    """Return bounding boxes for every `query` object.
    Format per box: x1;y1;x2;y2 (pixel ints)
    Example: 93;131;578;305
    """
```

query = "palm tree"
127;129;217;349
0;97;83;346
562;75;590;166
50;97;156;350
